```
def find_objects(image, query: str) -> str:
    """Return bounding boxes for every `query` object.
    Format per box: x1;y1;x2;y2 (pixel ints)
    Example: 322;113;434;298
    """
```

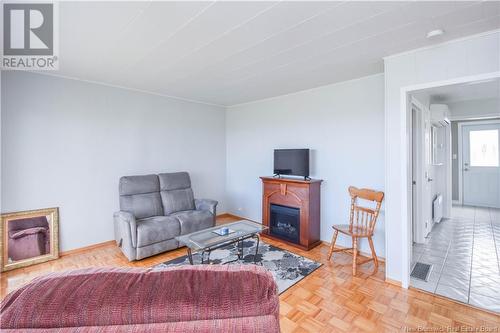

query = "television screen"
273;149;309;177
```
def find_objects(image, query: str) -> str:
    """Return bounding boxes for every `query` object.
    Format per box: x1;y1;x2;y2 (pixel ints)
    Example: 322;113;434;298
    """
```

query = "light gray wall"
449;98;499;120
1;71;227;252
226;74;386;256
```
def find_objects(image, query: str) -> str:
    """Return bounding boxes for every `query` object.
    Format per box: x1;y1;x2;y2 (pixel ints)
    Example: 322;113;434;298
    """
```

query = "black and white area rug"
154;238;322;294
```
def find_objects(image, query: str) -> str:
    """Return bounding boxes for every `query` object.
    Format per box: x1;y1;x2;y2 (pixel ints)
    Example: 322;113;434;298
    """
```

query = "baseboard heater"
433;194;443;223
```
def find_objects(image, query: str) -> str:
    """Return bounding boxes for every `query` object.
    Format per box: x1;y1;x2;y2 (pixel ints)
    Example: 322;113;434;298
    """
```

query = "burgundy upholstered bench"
1;265;280;332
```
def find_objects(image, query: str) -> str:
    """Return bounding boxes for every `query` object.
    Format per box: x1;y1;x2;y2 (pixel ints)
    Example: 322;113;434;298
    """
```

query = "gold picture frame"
1;207;59;272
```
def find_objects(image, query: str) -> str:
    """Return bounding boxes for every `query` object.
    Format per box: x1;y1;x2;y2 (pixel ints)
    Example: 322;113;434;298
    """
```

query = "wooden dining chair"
327;186;384;276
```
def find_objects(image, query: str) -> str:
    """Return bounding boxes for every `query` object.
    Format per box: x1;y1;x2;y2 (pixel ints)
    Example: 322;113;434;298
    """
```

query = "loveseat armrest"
113;211;137;248
195;198;218;216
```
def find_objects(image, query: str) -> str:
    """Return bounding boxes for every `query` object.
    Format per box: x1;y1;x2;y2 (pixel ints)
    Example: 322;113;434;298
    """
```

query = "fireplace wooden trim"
265;189;302;206
260;176;322;250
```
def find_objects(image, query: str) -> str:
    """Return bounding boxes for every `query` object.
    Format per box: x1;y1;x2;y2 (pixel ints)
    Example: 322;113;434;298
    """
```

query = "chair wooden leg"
327;230;338;260
368;236;378;272
352;236;358;276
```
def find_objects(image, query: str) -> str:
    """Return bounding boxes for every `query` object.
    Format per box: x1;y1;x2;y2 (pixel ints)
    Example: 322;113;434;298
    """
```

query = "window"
469;129;499;167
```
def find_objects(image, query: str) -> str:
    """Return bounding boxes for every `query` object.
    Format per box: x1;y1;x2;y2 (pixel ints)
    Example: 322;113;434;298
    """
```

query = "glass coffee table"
176;220;268;265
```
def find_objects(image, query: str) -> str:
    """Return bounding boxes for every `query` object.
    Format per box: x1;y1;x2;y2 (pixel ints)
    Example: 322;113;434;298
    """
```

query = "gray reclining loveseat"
113;172;217;261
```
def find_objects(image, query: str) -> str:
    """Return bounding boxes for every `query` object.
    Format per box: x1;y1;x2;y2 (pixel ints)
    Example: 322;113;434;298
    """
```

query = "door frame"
457;119;500;206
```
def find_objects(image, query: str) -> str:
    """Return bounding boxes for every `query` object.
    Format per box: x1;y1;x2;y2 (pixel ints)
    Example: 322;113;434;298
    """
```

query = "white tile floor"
411;205;500;313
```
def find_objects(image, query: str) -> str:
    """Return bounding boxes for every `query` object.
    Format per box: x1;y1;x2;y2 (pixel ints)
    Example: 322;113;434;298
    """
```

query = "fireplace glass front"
269;204;300;244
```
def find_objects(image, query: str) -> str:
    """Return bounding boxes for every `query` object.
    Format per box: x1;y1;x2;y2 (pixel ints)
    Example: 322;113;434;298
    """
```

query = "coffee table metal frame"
186;233;261;265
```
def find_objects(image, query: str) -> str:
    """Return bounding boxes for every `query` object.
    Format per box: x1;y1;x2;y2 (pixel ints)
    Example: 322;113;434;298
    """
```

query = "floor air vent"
410;262;432;281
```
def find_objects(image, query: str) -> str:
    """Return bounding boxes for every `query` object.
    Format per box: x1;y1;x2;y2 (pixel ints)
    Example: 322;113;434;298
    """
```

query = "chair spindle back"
348;186;384;235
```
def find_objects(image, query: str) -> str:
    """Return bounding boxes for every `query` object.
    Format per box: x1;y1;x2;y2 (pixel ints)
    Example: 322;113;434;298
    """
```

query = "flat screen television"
273;149;309;178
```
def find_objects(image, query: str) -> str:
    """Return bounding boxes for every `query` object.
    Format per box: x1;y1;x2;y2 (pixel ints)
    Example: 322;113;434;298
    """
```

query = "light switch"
452;154;457;159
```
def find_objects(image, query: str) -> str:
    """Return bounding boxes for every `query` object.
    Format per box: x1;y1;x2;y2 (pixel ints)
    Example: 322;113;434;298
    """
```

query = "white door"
412;103;433;243
422;106;433;236
412;108;418;242
462;122;500;208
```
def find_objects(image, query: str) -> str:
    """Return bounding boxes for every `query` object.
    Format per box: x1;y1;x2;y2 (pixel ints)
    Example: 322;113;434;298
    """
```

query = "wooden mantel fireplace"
260;176;322;250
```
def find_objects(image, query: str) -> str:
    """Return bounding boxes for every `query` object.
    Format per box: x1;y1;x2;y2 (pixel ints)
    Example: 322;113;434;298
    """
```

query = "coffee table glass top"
176;220;267;251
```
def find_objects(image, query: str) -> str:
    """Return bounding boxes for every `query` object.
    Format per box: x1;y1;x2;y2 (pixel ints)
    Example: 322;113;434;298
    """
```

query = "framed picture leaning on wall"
1;207;59;272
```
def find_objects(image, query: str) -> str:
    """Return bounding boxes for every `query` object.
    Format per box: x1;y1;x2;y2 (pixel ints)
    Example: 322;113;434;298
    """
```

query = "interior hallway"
411;205;500;313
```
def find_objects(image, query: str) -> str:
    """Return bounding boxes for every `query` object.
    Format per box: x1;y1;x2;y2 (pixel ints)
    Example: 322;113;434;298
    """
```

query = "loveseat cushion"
171;210;214;235
158;172;191;190
119;174;159;195
159;172;195;214
161;189;195;215
121;193;163;219
119;175;163;218
136;216;180;247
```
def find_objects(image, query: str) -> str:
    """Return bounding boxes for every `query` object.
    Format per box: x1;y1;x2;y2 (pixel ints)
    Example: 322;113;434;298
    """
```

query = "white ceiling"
424;78;500;103
52;1;500;106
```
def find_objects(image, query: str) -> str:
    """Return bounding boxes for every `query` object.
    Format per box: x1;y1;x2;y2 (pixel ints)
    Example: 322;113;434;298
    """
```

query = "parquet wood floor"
1;215;498;332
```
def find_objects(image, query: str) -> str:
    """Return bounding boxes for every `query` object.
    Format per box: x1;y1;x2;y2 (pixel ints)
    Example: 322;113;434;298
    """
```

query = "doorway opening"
408;77;500;313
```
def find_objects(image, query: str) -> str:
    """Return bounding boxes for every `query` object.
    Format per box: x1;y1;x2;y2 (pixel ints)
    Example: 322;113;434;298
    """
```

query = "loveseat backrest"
158;172;195;215
119;174;163;219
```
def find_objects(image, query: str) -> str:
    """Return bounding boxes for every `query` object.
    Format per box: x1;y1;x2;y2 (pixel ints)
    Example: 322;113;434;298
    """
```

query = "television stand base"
273;174;311;181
